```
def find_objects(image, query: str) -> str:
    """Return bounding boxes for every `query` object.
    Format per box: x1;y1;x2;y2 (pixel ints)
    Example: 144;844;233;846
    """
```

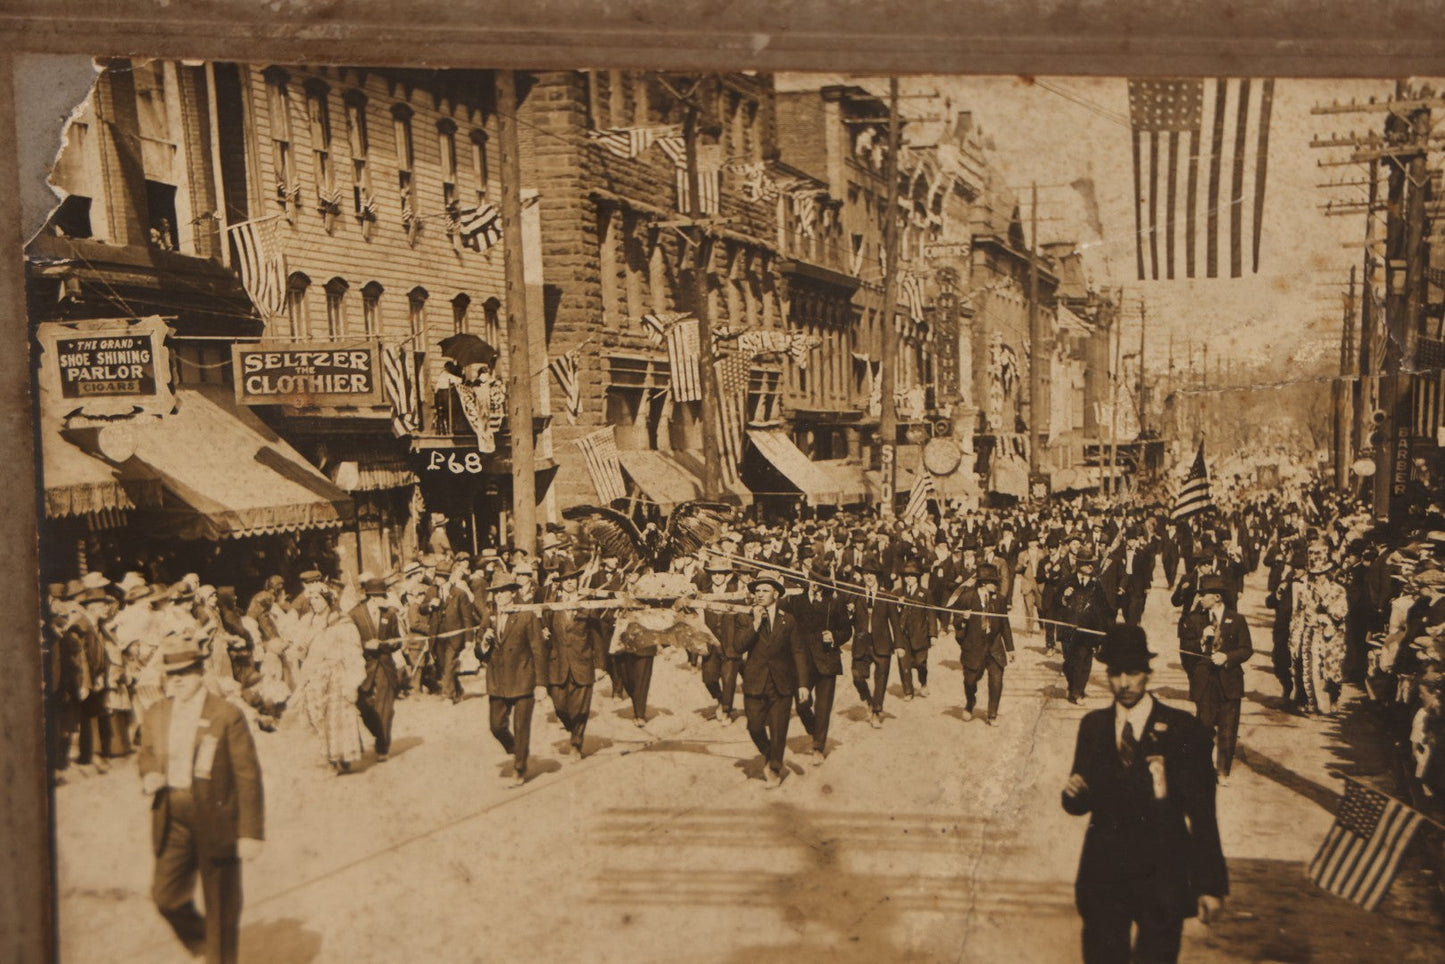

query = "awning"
747;430;843;505
38;384;163;520
617;448;752;510
812;459;869;505
129;388;354;539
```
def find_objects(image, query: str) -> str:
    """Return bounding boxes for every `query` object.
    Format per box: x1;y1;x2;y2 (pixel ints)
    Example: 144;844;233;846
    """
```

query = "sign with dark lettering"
38;316;175;422
233;340;383;407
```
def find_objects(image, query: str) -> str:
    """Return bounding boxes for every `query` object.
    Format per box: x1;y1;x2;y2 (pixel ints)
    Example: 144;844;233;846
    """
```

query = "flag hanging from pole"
714;349;749;485
1170;443;1214;520
226;217;286;317
380;344;425;437
666;317;703;402
1307;776;1425;911
903;471;936;521
576;427;627;504
455;203;503;251
549;349;581;422
1127;78;1274;281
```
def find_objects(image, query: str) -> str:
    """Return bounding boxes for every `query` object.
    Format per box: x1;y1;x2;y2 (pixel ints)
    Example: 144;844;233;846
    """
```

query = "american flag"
227;217;286;318
714;349;749;484
1171;442;1214;521
456;203;503;251
656;137;721;215
666;317;703;402
639;311;688;347
576;427;627;504
900;273;927;322
380;344;425;437
549;349;581;423
1127;78;1275;280
903;471;936;522
1308;776;1425;911
587;125;681;160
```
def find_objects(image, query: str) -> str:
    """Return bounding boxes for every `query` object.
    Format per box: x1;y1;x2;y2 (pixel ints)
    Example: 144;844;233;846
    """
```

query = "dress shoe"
984;716;997;727
811;750;826;766
869;713;883;729
510;772;527;788
763;768;782;789
633;716;647;729
960;708;974;722
918;686;930;698
903;693;914;702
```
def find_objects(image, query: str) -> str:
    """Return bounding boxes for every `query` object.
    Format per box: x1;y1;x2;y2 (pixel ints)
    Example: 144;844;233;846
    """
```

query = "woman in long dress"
293;610;368;773
1289;540;1351;715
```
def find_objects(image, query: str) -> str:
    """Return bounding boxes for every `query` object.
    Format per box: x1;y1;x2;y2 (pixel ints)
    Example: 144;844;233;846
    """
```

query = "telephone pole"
1136;298;1148;437
681;87;723;501
497;69;536;555
877;77;902;517
1334;265;1356;489
1027;181;1042;483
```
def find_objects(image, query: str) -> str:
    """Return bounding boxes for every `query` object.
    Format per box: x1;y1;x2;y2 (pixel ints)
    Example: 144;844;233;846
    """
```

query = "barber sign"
233;339;383;407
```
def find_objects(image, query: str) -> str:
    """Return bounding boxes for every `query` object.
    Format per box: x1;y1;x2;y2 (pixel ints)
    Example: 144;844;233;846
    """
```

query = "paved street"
56;573;1445;963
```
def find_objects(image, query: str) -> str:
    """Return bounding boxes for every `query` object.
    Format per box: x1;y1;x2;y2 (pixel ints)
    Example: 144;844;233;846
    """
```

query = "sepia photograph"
14;47;1445;963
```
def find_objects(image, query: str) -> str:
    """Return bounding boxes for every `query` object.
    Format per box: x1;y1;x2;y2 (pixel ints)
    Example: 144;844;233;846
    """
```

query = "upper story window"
286;271;311;339
392;103;418;241
342;89;375;229
304;79;340;227
324;277;349;337
437;119;458;211
264;67;298;218
408;286;428;338
469;131;489;204
451;293;470;334
361;281;383;336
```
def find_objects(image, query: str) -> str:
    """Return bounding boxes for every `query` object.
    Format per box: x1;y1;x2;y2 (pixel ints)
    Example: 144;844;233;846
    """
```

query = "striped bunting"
714;350;749;485
666;317;703;402
456;203;503;252
903;471;936;521
1308;776;1425;911
587;125;681;160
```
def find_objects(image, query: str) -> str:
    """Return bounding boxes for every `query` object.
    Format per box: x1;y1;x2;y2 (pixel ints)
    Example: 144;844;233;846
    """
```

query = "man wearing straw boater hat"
137;630;264;964
1062;624;1226;964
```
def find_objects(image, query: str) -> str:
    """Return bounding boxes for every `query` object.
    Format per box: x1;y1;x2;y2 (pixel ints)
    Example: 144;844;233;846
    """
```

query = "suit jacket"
850;589;893;658
888;587;934;652
1055;577;1115;643
786;589;853;677
481;609;544;698
701;579;752;659
350;604;401;696
138;693;265;859
430;584;481;646
739;607;805;697
1178;607;1254;702
1062;698;1227;919
953;588;1014;672
542;598;597;686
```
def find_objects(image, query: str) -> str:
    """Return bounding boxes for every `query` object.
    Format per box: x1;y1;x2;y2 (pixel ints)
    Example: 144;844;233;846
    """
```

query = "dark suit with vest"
953;586;1015;721
542;597;598;752
351;603;401;756
1178;606;1253;776
482;606;544;776
740;606;806;776
138;693;264;963
1057;577;1116;701
849;587;893;712
430;583;481;703
889;585;935;696
787;587;853;754
1063;697;1227;964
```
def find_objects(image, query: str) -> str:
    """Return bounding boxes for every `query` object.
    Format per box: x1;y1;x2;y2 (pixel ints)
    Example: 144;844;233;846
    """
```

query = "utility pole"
497;69;536;555
1027;181;1042;486
1136;298;1148;437
1356;159;1379;460
1108;295;1122;498
1334;265;1356;489
877;76;902;518
682;87;723;501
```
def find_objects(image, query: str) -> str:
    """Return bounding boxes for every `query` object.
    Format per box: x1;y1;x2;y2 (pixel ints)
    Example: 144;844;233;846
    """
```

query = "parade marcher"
1289;540;1351;715
891;562;934;700
1112;527;1155;627
348;578;403;761
787;562;853;762
480;569;544;787
589;550;627;700
850;563;894;728
1017;539;1045;635
611;572;659;727
292;602;367;775
1056;557;1116;704
1178;575;1254;782
954;563;1015;726
699;558;749;724
740;575;803;788
541;565;598;757
137;633;264;964
1061;624;1226;964
430;558;481;704
1264;545;1305;701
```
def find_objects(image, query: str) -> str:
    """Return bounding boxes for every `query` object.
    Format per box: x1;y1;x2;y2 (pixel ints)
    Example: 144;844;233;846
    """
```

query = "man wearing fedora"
137;634;264;964
891;562;935;700
1062;624;1226;964
347;578;403;761
541;565;598;756
787;561;853;761
953;563;1015;726
480;570;544;786
850;562;894;728
740;574;804;788
1057;556;1116;704
1179;575;1254;782
430;557;481;705
698;557;750;725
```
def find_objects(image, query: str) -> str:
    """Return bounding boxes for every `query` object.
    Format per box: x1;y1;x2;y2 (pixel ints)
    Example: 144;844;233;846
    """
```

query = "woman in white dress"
1289;540;1351;715
293;606;368;773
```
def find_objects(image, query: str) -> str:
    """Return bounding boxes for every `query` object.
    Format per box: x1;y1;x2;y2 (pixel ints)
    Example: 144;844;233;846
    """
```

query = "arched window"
469;130;489;203
482;297;502;349
286;272;311;339
392;104;416;231
451;293;470;334
361;281;383;336
324;277;349;337
343;89;372;222
408;286;428;338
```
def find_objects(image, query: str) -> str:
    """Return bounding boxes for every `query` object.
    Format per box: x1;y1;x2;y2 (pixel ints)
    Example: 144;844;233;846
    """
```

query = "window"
324;277;349;337
304;79;334;204
407;286;428;338
361;281;383;336
51;195;92;239
286;272;311;339
392;104;416;231
264;67;297;215
451;293;470;334
607;70;626;129
482;297;502;349
144;180;178;250
437;119;458;211
469;131;489;203
343;90;373;220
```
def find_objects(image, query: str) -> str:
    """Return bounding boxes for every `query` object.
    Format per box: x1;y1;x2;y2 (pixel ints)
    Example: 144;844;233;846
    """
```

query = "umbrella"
439;333;499;370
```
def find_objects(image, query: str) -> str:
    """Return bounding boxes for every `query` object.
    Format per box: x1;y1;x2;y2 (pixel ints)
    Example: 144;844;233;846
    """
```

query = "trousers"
489;694;535;775
963;658;1005;720
898;647;929;695
702;653;742;715
744;690;791;774
1062;634;1096;700
795;675;837;753
152;790;243;964
547;680;593;750
1195;689;1242;776
613;652;654;720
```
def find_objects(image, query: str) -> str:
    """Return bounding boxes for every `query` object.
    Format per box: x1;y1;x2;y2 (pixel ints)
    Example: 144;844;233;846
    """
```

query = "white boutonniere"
1147;754;1168;800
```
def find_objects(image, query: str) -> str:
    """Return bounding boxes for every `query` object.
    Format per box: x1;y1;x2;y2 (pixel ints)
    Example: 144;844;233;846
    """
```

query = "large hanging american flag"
1127;78;1275;281
714;349;749;485
903;471;936;521
1170;442;1214;521
656;137;721;215
1308;776;1425;911
576;427;627;504
666;317;703;402
456;203;503;251
380;344;425;437
227;217;286;318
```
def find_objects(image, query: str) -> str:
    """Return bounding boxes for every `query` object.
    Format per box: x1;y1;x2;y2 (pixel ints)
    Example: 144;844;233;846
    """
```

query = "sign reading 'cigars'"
37;316;176;422
233;339;384;407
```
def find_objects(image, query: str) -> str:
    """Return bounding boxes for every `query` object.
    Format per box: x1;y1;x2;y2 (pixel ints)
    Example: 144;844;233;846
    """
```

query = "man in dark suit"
1057;557;1116;703
890;563;935;700
542;566;599;757
740;575;805;788
1111;528;1156;627
1062;624;1227;964
850;564;894;728
698;559;750;725
431;561;481;704
481;570;545;786
786;564;853;762
953;563;1015;726
1178;575;1253;782
138;634;264;964
351;578;403;761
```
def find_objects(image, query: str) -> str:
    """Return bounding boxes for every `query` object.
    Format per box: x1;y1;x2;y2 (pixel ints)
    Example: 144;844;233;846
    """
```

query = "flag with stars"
1307;776;1425;911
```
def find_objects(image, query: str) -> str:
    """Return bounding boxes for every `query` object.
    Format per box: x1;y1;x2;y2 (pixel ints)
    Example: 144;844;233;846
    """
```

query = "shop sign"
37;316;175;421
420;449;508;476
233;339;383;407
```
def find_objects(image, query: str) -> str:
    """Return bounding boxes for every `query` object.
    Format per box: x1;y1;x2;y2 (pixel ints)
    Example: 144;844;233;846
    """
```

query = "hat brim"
748;577;784;593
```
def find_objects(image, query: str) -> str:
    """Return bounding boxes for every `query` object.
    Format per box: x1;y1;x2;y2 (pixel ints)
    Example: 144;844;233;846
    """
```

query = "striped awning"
746;430;843;505
618;448;752;510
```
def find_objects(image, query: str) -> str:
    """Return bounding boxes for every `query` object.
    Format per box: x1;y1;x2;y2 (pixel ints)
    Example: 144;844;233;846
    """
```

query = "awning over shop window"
812;459;869;505
618;448;753;510
130;388;354;540
747;430;843;506
39;385;163;520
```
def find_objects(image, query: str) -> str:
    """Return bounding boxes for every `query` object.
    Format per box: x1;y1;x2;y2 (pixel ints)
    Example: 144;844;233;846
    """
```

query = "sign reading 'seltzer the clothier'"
37;316;176;421
233;339;384;407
